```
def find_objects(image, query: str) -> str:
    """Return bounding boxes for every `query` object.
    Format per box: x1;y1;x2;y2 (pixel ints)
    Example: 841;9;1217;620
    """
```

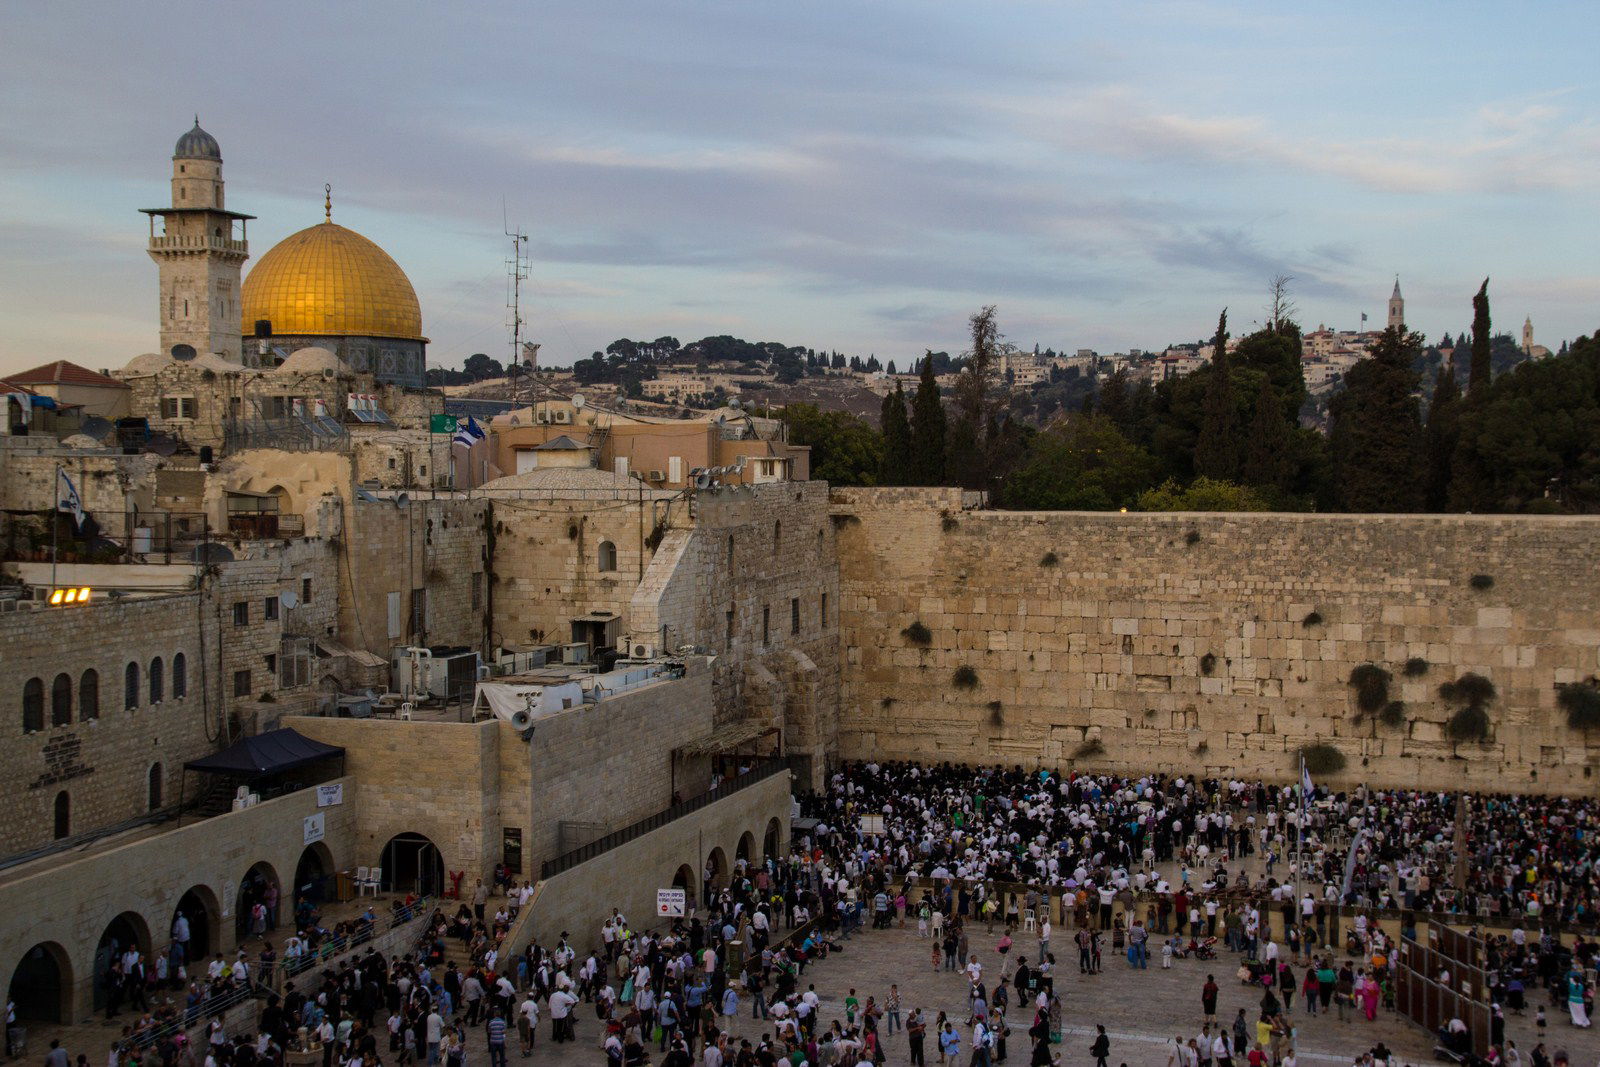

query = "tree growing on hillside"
946;306;1009;490
1193;310;1238;480
1423;365;1461;511
781;404;882;486
1470;278;1492;397
1241;378;1291;494
999;414;1157;510
880;381;912;486
909;354;947;486
1328;326;1425;511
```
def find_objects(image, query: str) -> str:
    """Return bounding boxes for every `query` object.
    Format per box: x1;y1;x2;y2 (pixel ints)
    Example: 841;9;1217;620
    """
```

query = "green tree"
1450;332;1600;512
1424;364;1461;511
909;353;947;486
879;381;912;486
1470;278;1492;398
1194;310;1238;480
1328;326;1425;511
1241;378;1291;493
998;414;1158;510
947;306;1007;489
1234;322;1307;422
1136;477;1271;512
1097;368;1131;435
462;352;504;380
781;404;883;487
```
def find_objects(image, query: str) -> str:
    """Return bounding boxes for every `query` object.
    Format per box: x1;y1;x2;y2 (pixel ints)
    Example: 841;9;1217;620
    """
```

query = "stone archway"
93;911;152;1012
736;831;756;865
234;860;281;942
381;832;444;896
295;841;336;908
763;817;783;862
172;885;220;973
8;941;70;1024
703;846;728;906
672;863;695;893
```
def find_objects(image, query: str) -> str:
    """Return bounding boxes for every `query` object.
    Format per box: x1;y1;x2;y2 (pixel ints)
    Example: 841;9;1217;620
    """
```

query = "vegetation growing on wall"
1440;672;1496;745
1301;743;1346;774
1349;664;1392;716
901;621;932;645
1558;681;1600;731
952;665;979;689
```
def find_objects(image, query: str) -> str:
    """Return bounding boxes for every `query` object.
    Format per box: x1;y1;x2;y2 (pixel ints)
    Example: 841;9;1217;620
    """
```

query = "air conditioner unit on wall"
630;641;657;659
647;470;665;482
552;410;572;424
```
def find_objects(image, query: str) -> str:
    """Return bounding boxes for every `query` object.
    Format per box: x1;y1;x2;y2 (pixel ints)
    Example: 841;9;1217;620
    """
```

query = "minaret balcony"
148;234;248;254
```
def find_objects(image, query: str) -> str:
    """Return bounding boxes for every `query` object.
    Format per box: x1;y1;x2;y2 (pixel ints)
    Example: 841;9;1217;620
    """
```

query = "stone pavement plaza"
455;923;1600;1067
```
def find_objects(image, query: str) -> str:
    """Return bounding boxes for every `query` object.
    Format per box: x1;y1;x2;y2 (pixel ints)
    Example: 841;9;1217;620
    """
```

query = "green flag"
429;414;458;434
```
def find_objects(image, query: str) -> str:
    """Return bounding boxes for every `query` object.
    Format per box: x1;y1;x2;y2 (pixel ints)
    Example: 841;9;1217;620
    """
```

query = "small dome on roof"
175;119;221;161
273;346;349;376
122;352;172;374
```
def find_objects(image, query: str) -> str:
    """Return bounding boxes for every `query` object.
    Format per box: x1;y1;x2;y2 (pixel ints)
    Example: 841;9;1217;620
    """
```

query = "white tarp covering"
476;681;586;723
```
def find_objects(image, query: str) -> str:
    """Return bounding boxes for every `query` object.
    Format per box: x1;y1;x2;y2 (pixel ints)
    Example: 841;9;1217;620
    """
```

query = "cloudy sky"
1;2;1596;376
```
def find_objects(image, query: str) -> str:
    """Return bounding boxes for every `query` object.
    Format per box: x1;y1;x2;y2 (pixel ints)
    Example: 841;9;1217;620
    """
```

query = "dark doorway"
234;862;280;941
93;912;151;1012
295;842;334;908
172;886;219;972
380;833;443;896
8;942;70;1023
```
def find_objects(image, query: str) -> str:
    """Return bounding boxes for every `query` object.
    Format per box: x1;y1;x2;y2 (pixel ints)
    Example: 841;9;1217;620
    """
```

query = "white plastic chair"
1022;908;1037;933
359;867;382;897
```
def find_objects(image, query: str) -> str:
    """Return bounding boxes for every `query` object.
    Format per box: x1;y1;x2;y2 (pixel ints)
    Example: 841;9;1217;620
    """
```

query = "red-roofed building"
6;361;129;419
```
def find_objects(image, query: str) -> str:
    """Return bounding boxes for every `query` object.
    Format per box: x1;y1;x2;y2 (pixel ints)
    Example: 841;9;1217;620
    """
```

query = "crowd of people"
31;759;1600;1067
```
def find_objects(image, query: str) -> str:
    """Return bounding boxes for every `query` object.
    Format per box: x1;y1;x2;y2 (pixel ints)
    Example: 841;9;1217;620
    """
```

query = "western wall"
831;487;1600;791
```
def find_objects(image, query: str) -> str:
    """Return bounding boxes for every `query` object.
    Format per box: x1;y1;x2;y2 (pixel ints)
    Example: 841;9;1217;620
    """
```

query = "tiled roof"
8;360;128;388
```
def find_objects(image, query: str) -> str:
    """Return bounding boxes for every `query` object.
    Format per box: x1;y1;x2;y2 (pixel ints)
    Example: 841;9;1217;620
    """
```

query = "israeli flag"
57;468;85;529
452;415;486;449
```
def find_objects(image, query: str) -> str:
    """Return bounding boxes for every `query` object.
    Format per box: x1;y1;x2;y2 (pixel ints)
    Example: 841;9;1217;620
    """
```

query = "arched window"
23;677;44;733
79;669;99;721
124;662;139;711
172;654;187;699
597;540;617;572
149;657;164;703
774;520;781;548
53;792;69;840
148;764;163;811
50;674;71;727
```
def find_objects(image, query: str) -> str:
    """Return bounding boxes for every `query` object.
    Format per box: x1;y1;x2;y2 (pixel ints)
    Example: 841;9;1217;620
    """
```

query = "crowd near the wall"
25;761;1600;1067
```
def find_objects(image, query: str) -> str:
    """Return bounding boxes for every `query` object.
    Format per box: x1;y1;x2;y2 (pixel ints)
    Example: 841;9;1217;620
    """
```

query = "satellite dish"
191;542;235;564
571;394;586;410
694;473;714;490
279;589;299;609
170;344;197;362
728;397;741;410
144;434;179;457
393;492;410;508
80;416;114;442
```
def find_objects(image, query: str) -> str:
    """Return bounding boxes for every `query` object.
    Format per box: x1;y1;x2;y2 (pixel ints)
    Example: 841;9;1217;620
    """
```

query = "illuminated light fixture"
77;587;92;602
49;589;64;605
47;586;92;606
63;589;77;603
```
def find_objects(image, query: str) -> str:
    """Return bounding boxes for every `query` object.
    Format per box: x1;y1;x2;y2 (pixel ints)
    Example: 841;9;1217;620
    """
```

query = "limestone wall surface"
831;488;1600;791
523;770;790;954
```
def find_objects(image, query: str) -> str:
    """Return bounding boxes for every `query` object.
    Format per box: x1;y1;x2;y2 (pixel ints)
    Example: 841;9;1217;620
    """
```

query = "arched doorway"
763;817;782;862
295;842;335;911
703;846;728;906
736;831;755;864
93;911;151;1012
172;886;219;972
380;833;444;896
672;864;695;893
234;861;281;941
8;942;70;1024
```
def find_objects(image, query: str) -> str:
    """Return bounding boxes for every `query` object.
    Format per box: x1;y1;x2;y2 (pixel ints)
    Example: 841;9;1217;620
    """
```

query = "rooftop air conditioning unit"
534;410;549;425
552;410;572;424
647;470;666;482
630;641;657;660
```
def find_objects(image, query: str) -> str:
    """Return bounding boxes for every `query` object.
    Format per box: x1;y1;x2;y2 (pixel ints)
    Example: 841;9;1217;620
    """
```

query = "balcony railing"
148;234;247;254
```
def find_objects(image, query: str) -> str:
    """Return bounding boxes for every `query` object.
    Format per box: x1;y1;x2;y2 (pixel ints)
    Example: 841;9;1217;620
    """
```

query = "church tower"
1522;316;1534;354
1387;277;1404;331
141;119;253;362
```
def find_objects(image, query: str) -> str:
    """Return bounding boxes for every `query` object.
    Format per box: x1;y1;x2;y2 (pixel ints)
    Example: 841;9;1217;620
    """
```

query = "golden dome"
241;221;423;341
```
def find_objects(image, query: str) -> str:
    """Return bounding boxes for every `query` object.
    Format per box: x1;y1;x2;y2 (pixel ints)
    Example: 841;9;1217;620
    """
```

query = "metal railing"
263;895;435;986
540;759;789;878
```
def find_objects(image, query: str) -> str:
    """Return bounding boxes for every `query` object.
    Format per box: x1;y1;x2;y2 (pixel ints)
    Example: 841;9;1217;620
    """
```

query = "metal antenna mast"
504;206;530;407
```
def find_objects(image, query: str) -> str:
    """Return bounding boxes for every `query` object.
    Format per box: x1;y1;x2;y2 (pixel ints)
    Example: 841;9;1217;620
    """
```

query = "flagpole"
50;463;60;594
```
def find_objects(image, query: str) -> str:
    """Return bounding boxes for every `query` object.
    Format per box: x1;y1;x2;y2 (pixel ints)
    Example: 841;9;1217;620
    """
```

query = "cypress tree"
909;354;947;486
1424;364;1461;511
879;381;912;485
1097;368;1130;433
1194;309;1238;480
1328;326;1425;511
1469;278;1492;398
1241;378;1290;493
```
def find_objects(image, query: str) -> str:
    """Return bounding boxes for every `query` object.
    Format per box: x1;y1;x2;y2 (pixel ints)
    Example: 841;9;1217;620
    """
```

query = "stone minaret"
1387;277;1404;331
141;119;253;361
